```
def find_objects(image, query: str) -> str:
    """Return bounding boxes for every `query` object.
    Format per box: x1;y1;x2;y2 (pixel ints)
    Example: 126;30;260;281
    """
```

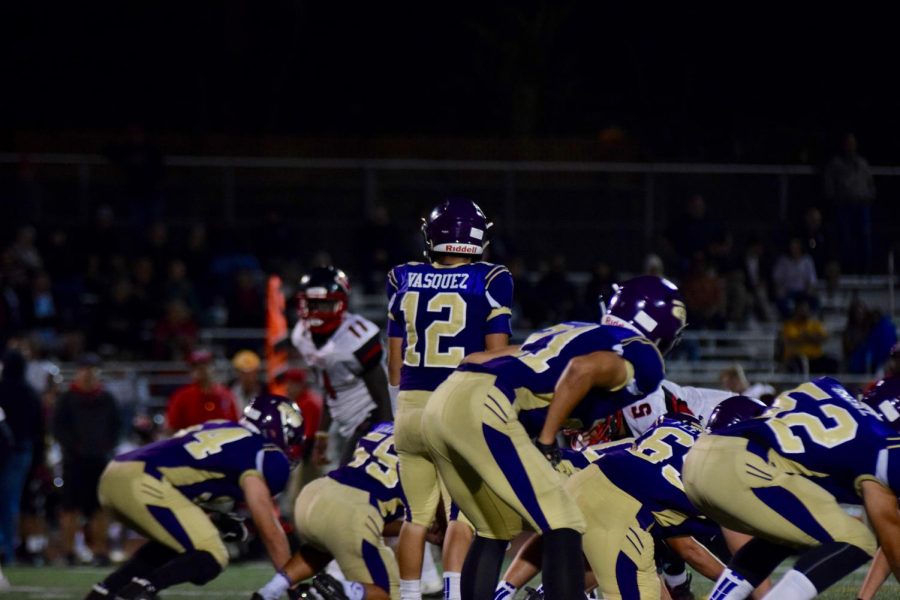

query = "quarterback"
387;198;513;600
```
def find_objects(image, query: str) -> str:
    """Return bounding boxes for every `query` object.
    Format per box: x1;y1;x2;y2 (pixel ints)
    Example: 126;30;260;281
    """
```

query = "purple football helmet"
862;377;900;431
421;198;492;258
600;275;687;354
706;395;768;434
241;394;306;467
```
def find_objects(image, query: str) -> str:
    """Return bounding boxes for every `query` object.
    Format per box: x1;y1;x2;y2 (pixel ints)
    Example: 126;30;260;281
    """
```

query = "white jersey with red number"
290;313;384;436
623;379;739;436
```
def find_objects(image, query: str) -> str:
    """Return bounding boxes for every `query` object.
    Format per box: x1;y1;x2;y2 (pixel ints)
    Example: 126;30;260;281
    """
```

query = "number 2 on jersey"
401;291;467;368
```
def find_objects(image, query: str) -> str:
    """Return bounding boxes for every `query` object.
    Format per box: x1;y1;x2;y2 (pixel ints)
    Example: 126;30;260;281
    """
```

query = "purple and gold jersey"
115;420;290;512
386;261;513;392
328;422;405;522
461;322;665;436
718;377;900;503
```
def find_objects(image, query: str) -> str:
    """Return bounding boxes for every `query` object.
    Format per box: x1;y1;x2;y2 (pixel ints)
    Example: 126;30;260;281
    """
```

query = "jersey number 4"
401;292;467;368
183;428;252;459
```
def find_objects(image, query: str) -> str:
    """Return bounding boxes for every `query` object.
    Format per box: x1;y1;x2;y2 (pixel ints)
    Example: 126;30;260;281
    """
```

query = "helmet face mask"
422;198;492;260
297;267;350;335
600;276;687;355
242;394;306;468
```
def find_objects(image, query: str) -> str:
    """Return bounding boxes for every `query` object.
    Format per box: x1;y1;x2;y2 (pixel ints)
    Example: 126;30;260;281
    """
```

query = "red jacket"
166;383;239;431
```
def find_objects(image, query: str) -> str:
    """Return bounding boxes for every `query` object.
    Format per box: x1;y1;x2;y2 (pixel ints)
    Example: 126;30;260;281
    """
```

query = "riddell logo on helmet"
444;244;479;254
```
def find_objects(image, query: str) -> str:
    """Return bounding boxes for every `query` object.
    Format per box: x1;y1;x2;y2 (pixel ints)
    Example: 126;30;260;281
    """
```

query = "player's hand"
210;512;249;543
534;438;561;468
313;433;329;466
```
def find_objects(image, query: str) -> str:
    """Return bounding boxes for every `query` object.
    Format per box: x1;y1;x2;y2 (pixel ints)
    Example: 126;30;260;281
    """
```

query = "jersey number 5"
401;291;467;368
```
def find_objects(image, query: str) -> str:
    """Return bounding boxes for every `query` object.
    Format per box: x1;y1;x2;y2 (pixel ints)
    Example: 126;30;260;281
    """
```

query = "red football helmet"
565;411;626;450
297;266;350;335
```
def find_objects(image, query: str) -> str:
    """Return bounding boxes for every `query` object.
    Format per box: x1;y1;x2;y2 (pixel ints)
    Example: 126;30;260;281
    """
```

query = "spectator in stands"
824;132;876;273
664;193;722;273
24;271;58;350
0;349;44;563
10;226;43;274
719;364;776;404
285;367;323;460
152;299;199;361
681;251;726;329
183;223;212;282
643;253;664;277
164;259;201;317
166;349;239;432
96;280;142;357
356;204;405;293
227;268;264;328
772;237;818;317
228;350;265;412
780;299;838;374
53;353;120;565
795;207;833;275
842;298;898;374
534;254;578;326
577;261;617;321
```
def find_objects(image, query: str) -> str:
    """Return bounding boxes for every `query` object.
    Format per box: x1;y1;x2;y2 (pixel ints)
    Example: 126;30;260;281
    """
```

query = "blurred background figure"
842;298;898;374
52;353;120;566
229;350;265;412
719;364;776;404
825;133;876;273
166;350;239;432
0;349;44;564
779;299;838;374
772;237;819;318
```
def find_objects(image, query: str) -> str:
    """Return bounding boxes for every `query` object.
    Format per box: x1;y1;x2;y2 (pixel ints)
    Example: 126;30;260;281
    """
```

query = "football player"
252;422;404;600
683;377;900;600
84;394;304;600
292;267;392;467
386;198;513;600
422;275;686;600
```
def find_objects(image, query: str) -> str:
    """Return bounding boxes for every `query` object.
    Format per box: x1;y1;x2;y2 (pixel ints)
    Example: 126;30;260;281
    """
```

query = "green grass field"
2;561;899;599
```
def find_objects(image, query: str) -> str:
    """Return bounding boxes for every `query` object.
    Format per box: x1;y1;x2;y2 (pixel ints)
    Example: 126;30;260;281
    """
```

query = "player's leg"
685;435;876;599
93;461;228;598
495;532;543;599
296;478;400;599
395;391;443;600
440;486;473;600
84;541;178;599
567;467;659;600
423;374;586;599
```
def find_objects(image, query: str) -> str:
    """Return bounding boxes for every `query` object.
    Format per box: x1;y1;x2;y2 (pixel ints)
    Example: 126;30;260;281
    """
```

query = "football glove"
210;512;249;543
534;439;561;468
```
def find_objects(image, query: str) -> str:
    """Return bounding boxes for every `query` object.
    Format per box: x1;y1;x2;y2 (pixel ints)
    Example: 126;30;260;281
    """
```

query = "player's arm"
241;473;291;569
362;365;393;423
665;535;725;581
484;332;510;351
462;344;521;365
858;547;892;600
388;336;403;387
862;479;900;579
537;351;630;446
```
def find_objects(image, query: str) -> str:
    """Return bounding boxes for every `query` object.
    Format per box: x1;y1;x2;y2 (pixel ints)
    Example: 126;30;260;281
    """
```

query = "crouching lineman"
683;377;900;600
253;422;404;600
85;394;304;600
498;413;750;600
422;275;686;600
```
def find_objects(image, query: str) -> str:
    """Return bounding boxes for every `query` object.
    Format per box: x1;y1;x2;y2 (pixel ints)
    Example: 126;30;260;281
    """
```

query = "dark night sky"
2;2;896;162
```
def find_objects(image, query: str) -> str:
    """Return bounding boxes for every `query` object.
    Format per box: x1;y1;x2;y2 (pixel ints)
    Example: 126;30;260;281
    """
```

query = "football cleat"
522;586;544;600
113;577;157;600
312;573;349;600
83;583;111;600
297;267;351;335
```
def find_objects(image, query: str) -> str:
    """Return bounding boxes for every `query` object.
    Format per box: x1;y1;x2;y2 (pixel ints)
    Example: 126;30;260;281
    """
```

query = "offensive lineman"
84;394;304;600
422;275;686;600
387;198;513;600
292;267;393;466
684;377;900;599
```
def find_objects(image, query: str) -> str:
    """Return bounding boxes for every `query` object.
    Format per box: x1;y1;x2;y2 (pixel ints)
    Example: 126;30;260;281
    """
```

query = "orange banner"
265;275;290;396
